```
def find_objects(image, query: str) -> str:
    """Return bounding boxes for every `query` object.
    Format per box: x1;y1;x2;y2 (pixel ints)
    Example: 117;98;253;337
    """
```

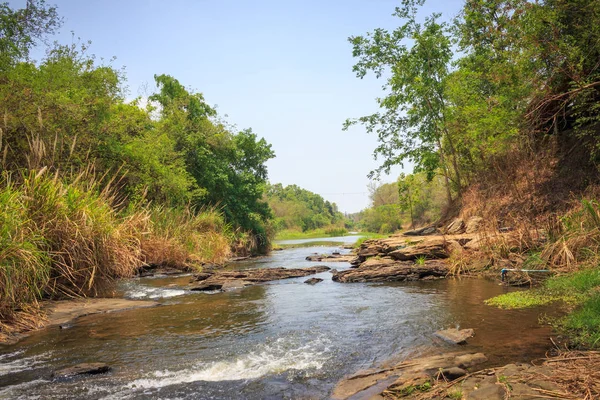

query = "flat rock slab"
332;352;488;399
403;226;439;236
190;266;330;291
332;259;447;283
44;298;159;327
53;362;111;379
435;328;475;345
388;238;449;261
305;254;357;263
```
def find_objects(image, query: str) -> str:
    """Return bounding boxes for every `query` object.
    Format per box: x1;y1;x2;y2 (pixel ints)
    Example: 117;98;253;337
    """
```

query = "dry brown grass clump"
141;206;233;269
0;169;145;334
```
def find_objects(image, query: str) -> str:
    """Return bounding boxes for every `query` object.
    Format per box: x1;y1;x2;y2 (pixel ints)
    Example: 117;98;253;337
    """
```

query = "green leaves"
0;0;61;70
346;3;457;197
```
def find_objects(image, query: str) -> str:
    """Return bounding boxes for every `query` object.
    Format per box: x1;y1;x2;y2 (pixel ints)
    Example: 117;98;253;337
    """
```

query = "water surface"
0;238;554;399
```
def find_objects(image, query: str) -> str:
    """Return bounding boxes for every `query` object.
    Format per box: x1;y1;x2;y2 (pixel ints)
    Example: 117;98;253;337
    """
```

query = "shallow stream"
0;236;554;399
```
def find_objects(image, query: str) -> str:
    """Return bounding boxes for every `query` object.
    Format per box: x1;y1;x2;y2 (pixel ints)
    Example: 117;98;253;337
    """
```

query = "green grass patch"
486;268;600;309
545;269;600;294
486;267;600;348
559;293;600;348
485;291;560;309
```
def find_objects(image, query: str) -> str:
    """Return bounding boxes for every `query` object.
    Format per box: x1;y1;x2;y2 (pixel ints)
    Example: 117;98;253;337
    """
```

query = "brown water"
0;238;554;399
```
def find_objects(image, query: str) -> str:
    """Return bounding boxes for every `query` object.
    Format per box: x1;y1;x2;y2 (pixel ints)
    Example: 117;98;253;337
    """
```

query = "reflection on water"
0;239;554;400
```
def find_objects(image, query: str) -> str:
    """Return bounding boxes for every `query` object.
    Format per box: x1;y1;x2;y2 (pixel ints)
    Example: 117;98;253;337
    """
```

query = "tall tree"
0;0;61;69
344;1;459;202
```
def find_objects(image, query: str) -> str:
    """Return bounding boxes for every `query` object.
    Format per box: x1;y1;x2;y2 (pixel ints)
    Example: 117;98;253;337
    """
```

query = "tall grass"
0;182;50;323
0;169;145;335
0;170;238;337
542;199;600;271
141;206;232;268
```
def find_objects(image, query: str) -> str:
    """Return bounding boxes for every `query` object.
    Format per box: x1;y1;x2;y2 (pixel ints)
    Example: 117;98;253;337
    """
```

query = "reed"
0;169;145;331
141;206;232;269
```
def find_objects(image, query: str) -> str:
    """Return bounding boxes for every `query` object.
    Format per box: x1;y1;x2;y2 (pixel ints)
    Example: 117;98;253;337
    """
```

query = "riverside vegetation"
3;0;600;397
338;0;600;397
0;0;280;339
344;0;600;347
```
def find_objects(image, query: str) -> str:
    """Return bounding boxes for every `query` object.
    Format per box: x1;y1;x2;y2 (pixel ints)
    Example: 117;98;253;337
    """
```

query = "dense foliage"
346;0;600;202
0;1;274;250
265;183;345;233
0;0;274;330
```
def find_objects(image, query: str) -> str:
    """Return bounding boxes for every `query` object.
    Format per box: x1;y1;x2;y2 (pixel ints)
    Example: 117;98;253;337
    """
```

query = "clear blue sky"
13;0;462;213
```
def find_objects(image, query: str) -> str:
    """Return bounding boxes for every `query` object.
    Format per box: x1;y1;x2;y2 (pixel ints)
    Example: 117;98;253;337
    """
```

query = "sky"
12;0;463;213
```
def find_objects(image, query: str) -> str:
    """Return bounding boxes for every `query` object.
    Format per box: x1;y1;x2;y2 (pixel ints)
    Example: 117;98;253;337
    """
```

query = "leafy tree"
150;74;275;246
0;0;61;69
344;1;459;201
368;181;399;207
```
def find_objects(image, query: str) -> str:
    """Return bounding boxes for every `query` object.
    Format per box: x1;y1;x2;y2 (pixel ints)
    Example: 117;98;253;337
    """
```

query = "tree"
368;181;399;207
150;74;275;244
0;0;61;69
344;1;459;202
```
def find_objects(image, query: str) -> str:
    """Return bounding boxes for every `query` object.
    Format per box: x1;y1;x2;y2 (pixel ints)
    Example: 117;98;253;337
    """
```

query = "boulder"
446;218;465;234
53;363;111;379
388;238;448;261
440;367;467;380
435;328;475;345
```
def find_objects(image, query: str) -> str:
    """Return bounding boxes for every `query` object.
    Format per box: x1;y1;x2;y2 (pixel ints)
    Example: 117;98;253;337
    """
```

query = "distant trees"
265;184;345;232
355;172;446;233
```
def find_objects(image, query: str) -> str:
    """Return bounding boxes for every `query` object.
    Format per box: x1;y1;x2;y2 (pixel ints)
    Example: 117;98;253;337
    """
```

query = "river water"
0;236;553;399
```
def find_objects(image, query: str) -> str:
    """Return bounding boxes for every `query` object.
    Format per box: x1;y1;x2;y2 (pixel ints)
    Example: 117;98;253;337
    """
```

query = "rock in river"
435;328;475;345
305;253;357;263
332;352;487;399
189;266;330;291
332;258;447;283
304;277;323;285
53;363;111;379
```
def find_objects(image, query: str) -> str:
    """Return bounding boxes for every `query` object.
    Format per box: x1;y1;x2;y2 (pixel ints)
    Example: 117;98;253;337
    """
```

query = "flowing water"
0;236;554;399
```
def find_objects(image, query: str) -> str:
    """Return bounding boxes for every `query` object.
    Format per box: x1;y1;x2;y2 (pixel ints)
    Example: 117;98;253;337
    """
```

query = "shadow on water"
0;239;556;400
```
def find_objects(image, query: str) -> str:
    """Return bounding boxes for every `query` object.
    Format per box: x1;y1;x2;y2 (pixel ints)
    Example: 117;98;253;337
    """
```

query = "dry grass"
539;199;600;272
0;169;145;336
446;249;472;276
526;350;600;400
141;206;233;269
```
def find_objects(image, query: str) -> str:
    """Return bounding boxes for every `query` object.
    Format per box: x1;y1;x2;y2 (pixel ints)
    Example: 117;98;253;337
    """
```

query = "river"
0;236;553;399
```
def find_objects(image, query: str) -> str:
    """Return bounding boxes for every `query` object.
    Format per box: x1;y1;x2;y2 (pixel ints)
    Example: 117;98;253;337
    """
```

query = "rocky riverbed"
332;349;598;399
1;232;571;399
